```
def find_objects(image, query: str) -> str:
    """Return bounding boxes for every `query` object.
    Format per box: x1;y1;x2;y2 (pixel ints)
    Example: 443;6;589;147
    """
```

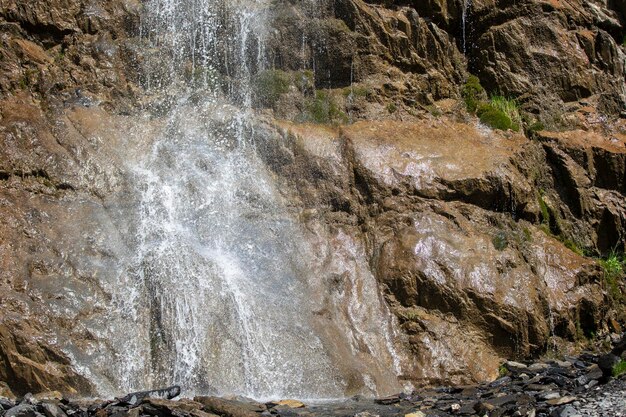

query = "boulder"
193;397;258;417
4;405;44;417
118;386;181;406
38;403;67;417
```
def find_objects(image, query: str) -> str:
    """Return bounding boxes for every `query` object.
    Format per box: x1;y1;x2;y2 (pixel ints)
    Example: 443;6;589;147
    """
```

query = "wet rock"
194;397;258;417
546;396;577;406
39;403;67;417
469;1;626;122
598;353;621;379
550;405;581;417
33;394;62;402
373;395;400;405
528;363;550;373
0;384;15;402
506;362;528;372
19;396;37;406
5;405;44;417
0;0;624;399
118;386;180;406
404;412;425;417
0;400;15;411
540;392;561;400
527;383;557;392
555;361;573;369
585;364;603;381
272;400;304;409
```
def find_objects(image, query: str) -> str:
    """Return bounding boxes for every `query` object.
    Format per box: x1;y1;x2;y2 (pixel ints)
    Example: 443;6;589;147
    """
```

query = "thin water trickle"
461;0;473;55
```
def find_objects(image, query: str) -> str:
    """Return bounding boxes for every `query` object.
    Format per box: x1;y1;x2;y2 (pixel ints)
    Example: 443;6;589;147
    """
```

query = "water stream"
461;0;473;54
67;0;411;400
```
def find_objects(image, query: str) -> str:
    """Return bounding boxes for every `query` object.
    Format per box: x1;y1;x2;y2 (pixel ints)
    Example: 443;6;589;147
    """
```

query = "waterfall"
64;0;411;400
461;0;473;54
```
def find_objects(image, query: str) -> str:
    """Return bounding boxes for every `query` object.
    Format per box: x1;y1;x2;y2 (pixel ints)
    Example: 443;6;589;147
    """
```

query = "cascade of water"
461;0;473;54
69;0;412;400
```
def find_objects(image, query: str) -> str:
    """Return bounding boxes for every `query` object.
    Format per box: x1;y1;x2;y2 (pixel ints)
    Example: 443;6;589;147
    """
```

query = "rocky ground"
1;342;625;417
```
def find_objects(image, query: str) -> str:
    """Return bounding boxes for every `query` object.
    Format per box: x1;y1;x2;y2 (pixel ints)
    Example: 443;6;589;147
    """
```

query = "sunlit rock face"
268;120;616;386
0;0;624;399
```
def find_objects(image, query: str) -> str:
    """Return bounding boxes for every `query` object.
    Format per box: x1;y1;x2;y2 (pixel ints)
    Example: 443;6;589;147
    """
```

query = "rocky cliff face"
0;0;624;397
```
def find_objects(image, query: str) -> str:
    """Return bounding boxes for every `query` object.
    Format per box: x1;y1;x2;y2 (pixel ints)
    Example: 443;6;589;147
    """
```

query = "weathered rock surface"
268;118;623;384
0;0;624;398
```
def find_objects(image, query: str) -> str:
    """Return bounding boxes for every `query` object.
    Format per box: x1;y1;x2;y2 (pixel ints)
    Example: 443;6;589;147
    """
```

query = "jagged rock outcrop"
467;0;626;120
264;118;622;384
0;0;140;396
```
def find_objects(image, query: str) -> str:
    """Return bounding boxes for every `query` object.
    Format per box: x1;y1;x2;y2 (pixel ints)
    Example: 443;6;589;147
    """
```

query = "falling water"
461;0;473;54
64;0;411;400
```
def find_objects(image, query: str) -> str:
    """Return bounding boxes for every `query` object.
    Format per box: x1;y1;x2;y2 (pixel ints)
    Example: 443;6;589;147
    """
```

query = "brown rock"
469;0;626;120
546;396;577;405
273;399;306;409
193;397;259;417
0;381;15;400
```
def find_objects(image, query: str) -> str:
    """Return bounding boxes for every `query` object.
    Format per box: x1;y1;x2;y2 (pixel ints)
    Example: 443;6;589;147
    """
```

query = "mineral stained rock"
0;0;624;396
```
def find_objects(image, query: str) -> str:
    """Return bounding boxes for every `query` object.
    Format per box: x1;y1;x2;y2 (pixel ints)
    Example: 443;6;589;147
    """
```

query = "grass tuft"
600;252;624;300
613;359;626;377
462;75;485;113
302;90;348;125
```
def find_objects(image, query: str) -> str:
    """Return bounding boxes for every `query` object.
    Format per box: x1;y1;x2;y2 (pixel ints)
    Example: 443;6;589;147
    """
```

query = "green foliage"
253;69;291;107
492;231;509;251
498;364;508;378
343;85;371;99
462;76;522;132
403;309;420;321
600;252;625;300
18;76;29;90
489;96;522;128
477;103;515;131
476;96;521;132
425;104;443;117
462;75;485;113
528;121;545;134
613;359;626;377
303;90;348;125
296;70;315;94
538;193;551;228
563;239;584;256
386;102;398;114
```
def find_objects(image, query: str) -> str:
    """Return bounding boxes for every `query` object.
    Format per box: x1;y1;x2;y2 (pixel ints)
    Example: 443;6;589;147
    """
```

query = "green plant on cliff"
304;90;348;125
342;85;371;99
462;75;485;113
477;104;514;131
489;96;522;128
252;69;291;107
600;252;625;300
462;76;522;132
476;97;521;132
562;239;584;256
613;359;626;377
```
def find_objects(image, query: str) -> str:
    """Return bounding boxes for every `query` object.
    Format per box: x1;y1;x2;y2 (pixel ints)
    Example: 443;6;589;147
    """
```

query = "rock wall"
0;0;624;396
